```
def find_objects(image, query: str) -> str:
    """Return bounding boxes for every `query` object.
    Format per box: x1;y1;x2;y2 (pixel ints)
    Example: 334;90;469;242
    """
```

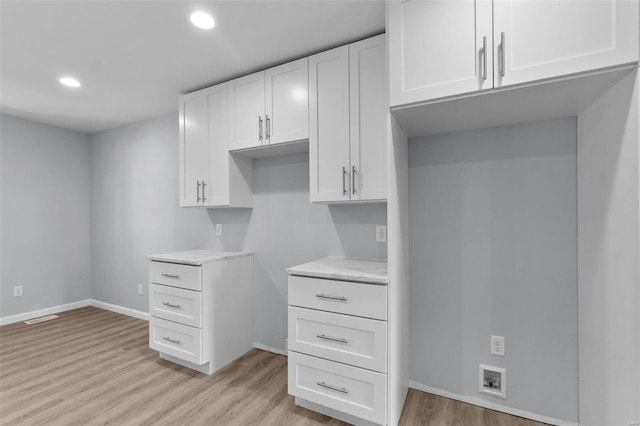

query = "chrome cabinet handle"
201;181;206;203
317;381;348;394
499;32;506;77
351;165;357;195
258;116;263;144
196;180;201;203
482;36;488;81
162;302;181;309
342;167;348;196
266;114;271;144
316;334;349;344
161;273;180;279
315;294;348;302
162;336;181;344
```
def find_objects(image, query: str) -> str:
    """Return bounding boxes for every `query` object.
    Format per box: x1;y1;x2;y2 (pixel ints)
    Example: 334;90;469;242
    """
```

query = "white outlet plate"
375;225;386;242
491;335;505;356
216;224;223;236
479;364;506;399
13;286;23;297
137;284;143;295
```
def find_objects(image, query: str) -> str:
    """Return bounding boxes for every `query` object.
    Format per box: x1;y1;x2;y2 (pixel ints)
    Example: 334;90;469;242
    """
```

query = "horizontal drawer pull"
317;381;348;394
315;294;348;302
316;334;349;344
162;336;181;344
161;273;180;279
162;302;181;309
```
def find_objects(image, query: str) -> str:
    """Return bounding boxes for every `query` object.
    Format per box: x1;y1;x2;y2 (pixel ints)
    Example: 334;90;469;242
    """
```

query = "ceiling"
0;0;385;134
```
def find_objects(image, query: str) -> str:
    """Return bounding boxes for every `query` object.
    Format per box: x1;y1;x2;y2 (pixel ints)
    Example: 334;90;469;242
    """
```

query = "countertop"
286;257;388;285
146;249;252;266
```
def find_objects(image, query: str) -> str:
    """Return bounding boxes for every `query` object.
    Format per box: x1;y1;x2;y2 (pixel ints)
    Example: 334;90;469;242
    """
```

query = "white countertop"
146;249;252;266
286;257;388;285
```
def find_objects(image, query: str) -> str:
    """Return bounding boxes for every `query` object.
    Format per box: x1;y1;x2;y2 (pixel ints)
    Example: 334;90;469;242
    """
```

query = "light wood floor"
0;307;547;425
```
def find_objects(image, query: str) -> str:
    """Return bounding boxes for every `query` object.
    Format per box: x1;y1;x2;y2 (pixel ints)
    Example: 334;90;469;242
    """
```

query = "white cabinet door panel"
229;71;265;150
309;46;351;203
389;0;493;106
494;0;639;87
179;94;208;207
265;58;309;145
205;84;229;206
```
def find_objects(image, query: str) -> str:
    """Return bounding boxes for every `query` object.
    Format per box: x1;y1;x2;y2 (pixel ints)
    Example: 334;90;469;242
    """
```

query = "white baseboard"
409;380;577;426
0;300;91;325
253;342;287;356
89;299;150;321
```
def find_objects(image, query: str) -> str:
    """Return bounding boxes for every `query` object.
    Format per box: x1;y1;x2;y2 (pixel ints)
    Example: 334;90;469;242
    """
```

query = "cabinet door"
265;58;309;145
388;0;493;107
349;35;387;201
204;83;229;207
179;93;208;207
228;71;265;151
309;46;351;203
494;0;639;88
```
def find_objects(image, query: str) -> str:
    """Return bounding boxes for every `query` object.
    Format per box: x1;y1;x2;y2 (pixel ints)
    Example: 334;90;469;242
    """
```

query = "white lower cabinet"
287;260;389;425
147;250;253;375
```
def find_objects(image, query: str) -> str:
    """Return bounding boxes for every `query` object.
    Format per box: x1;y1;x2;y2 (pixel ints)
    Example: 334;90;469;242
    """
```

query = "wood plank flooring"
0;307;548;425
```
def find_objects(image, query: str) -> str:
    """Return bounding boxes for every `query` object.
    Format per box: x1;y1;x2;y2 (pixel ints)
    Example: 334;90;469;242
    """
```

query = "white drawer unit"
149;317;203;365
288;306;387;373
287;257;390;425
288;275;387;320
149;261;202;291
288;351;387;425
146;250;253;375
149;283;202;328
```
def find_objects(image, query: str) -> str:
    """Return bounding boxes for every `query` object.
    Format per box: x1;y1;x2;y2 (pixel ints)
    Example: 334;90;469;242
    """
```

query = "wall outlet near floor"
137;284;143;295
13;286;23;297
479;364;506;399
490;335;505;356
375;225;386;242
216;224;223;236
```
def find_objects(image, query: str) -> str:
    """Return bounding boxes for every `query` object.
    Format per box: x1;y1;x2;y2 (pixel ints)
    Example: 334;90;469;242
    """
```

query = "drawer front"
288;276;387;320
149;261;201;291
288;351;386;425
149;283;202;328
288;306;387;373
149;317;203;365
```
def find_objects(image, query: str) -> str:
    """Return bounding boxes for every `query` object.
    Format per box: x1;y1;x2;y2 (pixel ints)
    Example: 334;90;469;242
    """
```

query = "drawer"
149;317;203;365
149;261;201;291
288;276;387;320
288;306;387;373
149;283;202;328
288;351;386;425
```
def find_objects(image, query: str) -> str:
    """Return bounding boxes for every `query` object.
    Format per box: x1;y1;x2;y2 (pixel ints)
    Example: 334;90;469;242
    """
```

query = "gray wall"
408;118;578;421
0;114;91;317
89;113;386;350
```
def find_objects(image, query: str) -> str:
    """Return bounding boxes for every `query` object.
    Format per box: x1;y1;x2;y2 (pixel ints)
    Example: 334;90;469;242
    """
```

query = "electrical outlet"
137;284;143;295
13;286;23;297
491;335;505;356
375;225;386;242
216;224;223;236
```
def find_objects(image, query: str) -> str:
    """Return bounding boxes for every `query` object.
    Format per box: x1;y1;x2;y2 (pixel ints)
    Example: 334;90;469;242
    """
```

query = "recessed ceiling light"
59;77;81;88
190;11;215;30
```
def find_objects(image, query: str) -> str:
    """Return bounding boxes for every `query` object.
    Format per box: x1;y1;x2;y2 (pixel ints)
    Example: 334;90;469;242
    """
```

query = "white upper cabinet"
229;58;309;151
310;34;387;203
388;0;493;107
179;83;252;208
388;0;639;107
494;0;639;88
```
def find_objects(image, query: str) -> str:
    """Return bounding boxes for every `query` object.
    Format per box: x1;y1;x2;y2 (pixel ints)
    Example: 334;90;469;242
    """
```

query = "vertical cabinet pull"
196;180;201;203
342;167;348;196
352;165;357;195
482;36;488;81
201;181;206;203
258;116;263;144
499;32;506;77
265;114;271;144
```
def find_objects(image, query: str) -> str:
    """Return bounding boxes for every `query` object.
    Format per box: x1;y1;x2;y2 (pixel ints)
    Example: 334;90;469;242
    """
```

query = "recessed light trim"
190;11;215;30
59;77;81;88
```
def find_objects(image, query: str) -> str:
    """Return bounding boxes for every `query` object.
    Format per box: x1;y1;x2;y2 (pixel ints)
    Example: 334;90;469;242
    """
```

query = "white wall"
577;69;640;426
0;114;91;317
89;113;387;351
408;118;578;422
